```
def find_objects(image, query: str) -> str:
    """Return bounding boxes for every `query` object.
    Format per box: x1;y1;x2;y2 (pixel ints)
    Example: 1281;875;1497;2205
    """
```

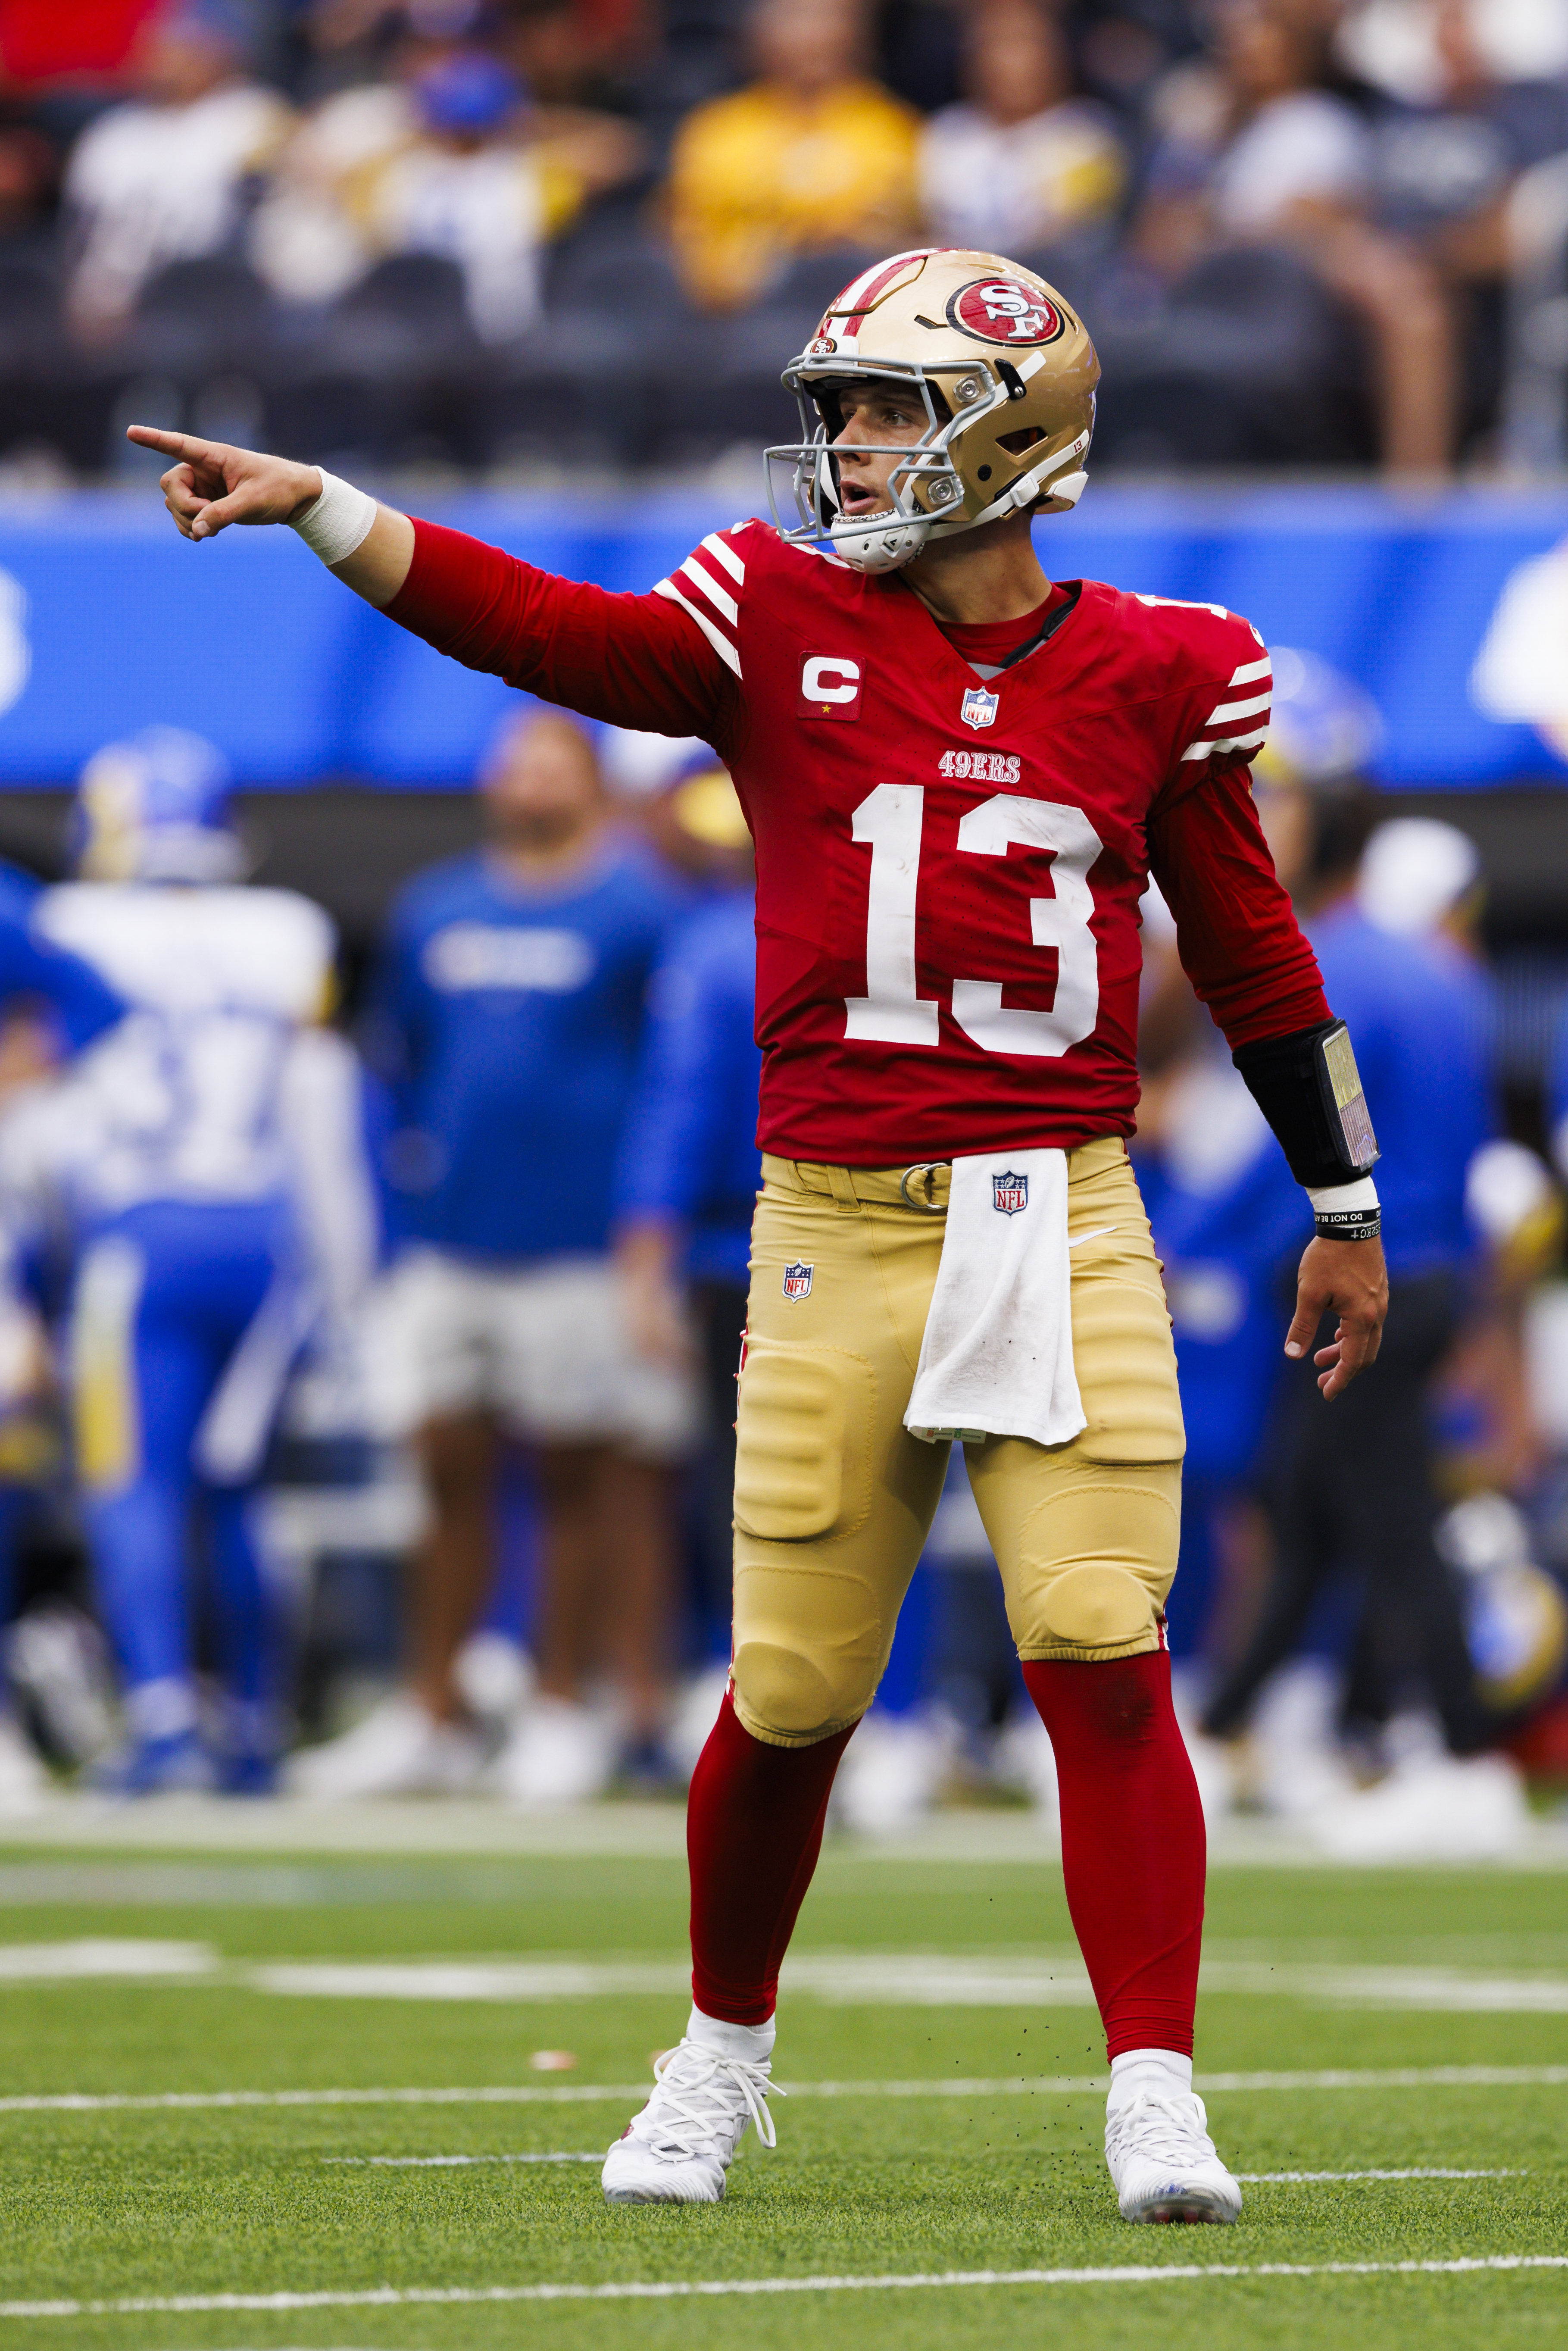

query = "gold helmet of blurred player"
767;248;1099;574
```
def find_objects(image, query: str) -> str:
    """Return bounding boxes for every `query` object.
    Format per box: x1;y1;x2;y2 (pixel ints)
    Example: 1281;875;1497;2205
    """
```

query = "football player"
128;246;1387;2222
9;729;369;1793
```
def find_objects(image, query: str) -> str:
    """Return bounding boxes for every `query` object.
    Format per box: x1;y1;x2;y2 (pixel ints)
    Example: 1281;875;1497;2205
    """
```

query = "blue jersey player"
298;710;696;1804
11;728;354;1793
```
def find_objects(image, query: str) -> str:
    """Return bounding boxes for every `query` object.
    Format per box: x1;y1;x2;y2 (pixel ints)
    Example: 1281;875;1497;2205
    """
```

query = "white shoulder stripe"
652;577;742;678
1203;689;1272;724
1181;725;1269;761
679;553;739;628
701;532;746;585
1229;656;1272;687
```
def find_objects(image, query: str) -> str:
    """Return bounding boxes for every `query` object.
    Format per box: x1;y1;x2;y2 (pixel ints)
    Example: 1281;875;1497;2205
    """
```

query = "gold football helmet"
766;247;1100;573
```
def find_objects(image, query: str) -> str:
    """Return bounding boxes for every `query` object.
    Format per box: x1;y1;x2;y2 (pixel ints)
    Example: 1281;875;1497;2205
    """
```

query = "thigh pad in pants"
967;1141;1185;1662
730;1183;948;1748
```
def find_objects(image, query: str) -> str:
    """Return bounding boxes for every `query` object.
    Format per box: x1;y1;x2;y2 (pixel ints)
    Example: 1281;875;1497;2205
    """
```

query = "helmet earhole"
978;465;992;480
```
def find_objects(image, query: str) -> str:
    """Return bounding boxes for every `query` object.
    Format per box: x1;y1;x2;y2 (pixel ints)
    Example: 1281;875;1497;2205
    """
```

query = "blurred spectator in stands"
294;0;655;107
1338;0;1568;112
501;0;658;109
290;0;425;96
62;3;292;341
297;710;695;1806
1340;0;1568;440
615;759;759;1678
665;0;919;311
1136;0;1459;472
356;47;567;340
0;115;56;253
1075;0;1206;129
252;38;641;332
919;0;1127;257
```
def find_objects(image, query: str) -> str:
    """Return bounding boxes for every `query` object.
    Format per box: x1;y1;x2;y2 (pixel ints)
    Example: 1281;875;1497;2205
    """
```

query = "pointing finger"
126;425;216;462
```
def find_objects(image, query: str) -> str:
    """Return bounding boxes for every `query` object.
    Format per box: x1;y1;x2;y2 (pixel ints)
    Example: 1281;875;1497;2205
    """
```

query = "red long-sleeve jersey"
389;516;1330;1166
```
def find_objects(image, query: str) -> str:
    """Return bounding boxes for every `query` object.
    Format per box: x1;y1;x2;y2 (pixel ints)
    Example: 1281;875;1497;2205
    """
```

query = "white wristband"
1307;1176;1379;1214
290;468;378;567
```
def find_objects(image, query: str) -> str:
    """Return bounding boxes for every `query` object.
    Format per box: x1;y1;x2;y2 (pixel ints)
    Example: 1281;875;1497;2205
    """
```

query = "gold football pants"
731;1137;1186;1749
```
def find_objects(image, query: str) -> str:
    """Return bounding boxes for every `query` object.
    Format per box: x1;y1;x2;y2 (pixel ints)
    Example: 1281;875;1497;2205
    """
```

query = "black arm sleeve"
1232;1019;1380;1188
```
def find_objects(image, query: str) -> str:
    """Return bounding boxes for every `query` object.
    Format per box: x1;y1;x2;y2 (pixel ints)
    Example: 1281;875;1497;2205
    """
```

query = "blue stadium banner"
0;485;1565;788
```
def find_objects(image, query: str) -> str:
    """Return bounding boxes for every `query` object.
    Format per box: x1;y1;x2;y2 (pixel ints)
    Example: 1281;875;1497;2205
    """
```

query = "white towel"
904;1148;1086;1448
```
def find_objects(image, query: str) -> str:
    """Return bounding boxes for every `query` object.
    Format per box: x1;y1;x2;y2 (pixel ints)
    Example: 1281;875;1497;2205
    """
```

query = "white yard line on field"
1236;2169;1522;2182
12;1940;1568;2011
3;2255;1567;2318
2;2065;1567;2115
322;2152;605;2166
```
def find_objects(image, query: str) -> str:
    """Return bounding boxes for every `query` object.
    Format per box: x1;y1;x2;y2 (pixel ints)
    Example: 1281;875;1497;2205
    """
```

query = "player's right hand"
124;426;321;544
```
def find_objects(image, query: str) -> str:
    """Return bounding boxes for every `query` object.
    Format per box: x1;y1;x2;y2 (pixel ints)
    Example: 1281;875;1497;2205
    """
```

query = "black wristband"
1233;1019;1380;1189
1314;1207;1382;1242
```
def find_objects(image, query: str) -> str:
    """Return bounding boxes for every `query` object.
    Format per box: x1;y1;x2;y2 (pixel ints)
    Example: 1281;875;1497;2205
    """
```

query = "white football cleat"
496;1695;616;1806
602;2033;778;2204
1105;2088;1243;2225
287;1693;482;1800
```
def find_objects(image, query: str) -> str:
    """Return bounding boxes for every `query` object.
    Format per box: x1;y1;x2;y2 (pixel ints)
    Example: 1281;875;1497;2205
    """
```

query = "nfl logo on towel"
961;685;999;730
992;1169;1029;1216
782;1260;814;1300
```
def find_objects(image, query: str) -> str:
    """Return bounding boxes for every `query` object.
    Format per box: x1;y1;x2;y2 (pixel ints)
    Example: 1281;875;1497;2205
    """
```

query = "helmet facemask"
764;248;1099;573
767;366;979;573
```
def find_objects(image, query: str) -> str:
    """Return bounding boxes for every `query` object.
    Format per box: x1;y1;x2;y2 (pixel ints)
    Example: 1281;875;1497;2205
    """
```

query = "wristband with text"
1309;1176;1381;1242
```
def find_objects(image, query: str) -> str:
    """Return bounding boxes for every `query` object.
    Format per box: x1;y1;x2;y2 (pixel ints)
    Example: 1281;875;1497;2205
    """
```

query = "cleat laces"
631;2041;781;2160
1106;2089;1218;2174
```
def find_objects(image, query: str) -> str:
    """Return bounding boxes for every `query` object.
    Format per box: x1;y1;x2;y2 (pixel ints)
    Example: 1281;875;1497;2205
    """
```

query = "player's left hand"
1284;1234;1388;1400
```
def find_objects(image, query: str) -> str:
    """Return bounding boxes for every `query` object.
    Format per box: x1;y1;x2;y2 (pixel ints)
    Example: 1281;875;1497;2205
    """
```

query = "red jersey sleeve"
1136;600;1329;1048
1149;762;1331;1048
386;517;744;751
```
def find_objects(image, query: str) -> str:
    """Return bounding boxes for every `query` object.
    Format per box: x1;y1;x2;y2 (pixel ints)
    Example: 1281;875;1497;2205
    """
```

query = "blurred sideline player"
131;244;1388;2225
5;728;363;1793
616;759;762;1675
0;866;127;1805
1199;801;1493;1774
297;710;696;1806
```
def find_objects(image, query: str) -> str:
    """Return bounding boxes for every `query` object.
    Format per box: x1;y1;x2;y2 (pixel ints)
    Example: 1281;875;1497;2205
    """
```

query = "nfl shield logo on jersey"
782;1260;814;1300
961;686;999;730
992;1170;1029;1216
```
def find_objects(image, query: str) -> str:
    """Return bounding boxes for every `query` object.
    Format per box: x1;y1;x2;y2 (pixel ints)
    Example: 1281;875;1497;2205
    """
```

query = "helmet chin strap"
830;512;933;572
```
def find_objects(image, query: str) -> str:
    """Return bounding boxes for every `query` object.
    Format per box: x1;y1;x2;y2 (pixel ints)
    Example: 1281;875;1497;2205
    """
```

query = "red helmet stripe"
827;248;934;336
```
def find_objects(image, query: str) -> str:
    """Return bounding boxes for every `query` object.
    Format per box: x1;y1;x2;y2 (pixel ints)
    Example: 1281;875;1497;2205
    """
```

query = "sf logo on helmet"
946;277;1063;346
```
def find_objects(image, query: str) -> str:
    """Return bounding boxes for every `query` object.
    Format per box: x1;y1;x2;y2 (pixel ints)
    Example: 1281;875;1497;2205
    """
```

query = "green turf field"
0;1836;1564;2351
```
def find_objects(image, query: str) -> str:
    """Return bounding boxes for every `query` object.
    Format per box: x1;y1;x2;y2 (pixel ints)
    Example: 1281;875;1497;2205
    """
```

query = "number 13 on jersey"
843;782;1103;1060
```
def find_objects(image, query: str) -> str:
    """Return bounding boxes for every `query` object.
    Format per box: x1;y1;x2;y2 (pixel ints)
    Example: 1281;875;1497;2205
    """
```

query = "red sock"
687;1688;854;2023
1021;1648;1205;2060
